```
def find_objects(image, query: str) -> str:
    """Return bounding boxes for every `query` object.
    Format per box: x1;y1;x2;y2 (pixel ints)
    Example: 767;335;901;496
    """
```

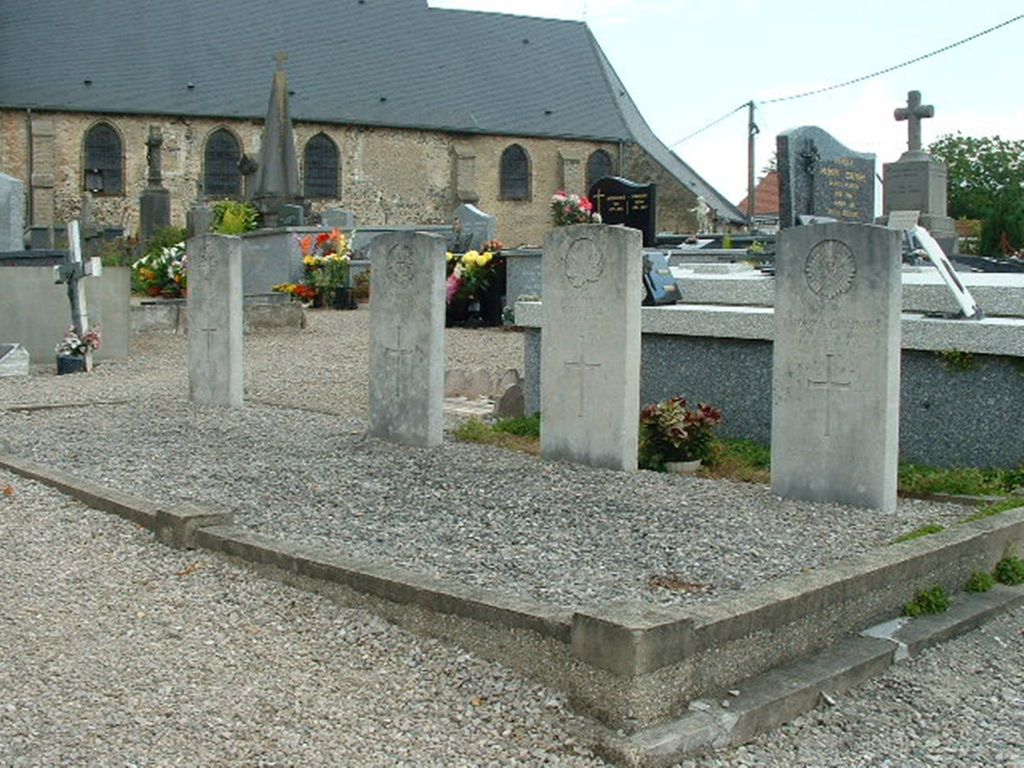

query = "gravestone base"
883;154;956;254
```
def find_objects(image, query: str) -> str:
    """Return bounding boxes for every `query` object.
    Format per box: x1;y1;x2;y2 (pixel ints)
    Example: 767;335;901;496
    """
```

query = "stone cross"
894;90;934;153
53;220;102;370
274;50;287;71
146;126;163;186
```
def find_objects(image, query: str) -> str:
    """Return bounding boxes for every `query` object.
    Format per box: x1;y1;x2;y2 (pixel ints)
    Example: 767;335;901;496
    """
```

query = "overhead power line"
762;14;1022;104
670;14;1022;147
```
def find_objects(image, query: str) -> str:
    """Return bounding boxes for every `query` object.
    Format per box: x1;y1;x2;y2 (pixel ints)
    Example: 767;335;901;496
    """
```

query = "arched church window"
304;133;340;199
204;128;242;197
83;122;123;195
500;144;530;200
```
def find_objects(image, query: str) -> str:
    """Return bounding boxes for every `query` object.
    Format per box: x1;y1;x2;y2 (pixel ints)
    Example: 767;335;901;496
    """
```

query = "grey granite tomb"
0;172;26;252
187;234;244;407
777;126;875;229
368;231;446;447
540;224;642;471
139;126;171;242
771;222;902;511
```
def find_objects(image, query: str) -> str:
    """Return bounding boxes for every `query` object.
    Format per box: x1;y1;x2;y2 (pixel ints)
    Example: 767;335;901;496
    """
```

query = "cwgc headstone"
187;205;214;238
0;172;26;252
771;223;901;511
368;231;446;447
588;177;656;247
541;224;642;470
452;204;496;252
188;234;244;407
0;344;30;377
777;126;875;229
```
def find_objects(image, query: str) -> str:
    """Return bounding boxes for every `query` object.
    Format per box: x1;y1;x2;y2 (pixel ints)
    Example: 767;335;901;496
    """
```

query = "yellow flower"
446;251;456;262
303;255;317;267
479;251;493;266
462;250;480;267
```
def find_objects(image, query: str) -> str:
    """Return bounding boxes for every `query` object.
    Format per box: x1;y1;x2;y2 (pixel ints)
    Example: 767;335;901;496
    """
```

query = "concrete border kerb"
2;450;1022;763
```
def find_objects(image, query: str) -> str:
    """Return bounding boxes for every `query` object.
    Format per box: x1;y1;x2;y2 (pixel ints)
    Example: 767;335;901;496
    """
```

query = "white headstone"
540;224;642;471
187;234;244;407
0;344;29;377
771;223;902;511
368;231;446;447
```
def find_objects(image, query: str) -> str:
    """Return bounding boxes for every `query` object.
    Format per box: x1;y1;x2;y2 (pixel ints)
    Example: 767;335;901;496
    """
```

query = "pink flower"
446;273;463;304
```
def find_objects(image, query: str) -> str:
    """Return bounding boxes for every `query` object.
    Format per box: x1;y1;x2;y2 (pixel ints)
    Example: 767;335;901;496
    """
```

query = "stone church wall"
0;108;702;246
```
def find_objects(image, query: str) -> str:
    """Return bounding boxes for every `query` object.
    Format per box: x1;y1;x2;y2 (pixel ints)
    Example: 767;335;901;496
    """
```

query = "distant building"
0;0;745;246
736;171;780;234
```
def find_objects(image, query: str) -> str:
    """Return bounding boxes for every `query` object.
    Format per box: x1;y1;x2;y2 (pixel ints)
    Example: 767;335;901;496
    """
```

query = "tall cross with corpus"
894;90;934;153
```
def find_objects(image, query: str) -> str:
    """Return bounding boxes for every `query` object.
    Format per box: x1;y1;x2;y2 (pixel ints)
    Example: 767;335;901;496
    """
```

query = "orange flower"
299;235;313;255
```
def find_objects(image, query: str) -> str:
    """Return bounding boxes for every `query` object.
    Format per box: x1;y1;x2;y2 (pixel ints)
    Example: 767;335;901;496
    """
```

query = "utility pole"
746;101;758;232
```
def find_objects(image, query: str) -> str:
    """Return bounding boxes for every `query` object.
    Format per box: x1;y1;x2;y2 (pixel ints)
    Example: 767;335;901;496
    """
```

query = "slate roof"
0;0;745;224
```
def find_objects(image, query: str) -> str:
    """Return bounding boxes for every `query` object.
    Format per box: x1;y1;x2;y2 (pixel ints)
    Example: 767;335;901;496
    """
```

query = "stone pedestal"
139;187;171;242
882;151;957;254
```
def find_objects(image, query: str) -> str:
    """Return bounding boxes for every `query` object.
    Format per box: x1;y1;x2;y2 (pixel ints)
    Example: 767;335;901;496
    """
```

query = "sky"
429;0;1023;211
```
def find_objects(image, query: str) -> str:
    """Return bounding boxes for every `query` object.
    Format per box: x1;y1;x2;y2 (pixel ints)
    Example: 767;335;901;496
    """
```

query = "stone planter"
664;459;701;475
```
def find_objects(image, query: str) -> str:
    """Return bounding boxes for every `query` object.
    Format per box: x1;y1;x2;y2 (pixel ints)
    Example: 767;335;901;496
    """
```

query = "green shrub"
994;555;1024;585
493;412;540;437
964;570;995;593
903;585;950;617
211;200;259;234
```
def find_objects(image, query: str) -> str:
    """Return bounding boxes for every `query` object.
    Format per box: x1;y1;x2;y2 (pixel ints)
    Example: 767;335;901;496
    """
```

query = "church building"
0;0;745;247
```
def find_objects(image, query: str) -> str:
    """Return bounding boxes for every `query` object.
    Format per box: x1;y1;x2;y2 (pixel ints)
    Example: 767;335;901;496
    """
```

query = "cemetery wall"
1;108;712;248
521;319;1024;470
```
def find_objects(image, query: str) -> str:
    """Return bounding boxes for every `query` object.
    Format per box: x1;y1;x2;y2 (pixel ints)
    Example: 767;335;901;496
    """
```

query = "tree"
928;132;1024;254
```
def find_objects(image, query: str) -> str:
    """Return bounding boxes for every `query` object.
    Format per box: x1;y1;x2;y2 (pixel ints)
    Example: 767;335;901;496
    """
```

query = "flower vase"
328;287;357;310
664;459;701;475
56;354;86;375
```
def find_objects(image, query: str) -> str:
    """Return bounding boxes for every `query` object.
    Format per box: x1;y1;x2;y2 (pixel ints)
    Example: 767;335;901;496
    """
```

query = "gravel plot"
1;309;1022;766
0;468;603;767
0;310;976;611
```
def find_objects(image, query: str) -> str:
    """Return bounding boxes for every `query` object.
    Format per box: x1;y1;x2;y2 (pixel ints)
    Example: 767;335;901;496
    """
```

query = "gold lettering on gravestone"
563;236;605;289
804;239;856;300
807;354;851;438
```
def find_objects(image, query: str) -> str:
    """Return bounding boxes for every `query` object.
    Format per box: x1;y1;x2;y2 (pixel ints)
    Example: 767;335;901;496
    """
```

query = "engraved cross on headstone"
383;325;414;400
807;354;850;437
894;90;934;153
564;341;601;418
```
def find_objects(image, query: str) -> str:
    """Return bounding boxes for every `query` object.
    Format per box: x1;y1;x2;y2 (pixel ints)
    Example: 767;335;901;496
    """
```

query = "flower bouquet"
55;324;101;374
551;191;601;226
298;228;355;309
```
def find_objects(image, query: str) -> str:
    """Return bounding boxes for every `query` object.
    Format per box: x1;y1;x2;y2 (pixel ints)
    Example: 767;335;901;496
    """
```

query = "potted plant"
445;242;504;326
638;397;722;473
55;325;101;375
299;228;354;309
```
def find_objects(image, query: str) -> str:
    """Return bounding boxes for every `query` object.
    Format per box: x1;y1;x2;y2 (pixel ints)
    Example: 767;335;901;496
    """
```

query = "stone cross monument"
894;90;934;154
139;125;171;242
880;90;957;254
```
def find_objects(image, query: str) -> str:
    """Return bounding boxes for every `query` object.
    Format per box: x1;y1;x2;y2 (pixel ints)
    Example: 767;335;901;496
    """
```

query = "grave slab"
771;223;902;511
368;231;446;447
540;224;642;470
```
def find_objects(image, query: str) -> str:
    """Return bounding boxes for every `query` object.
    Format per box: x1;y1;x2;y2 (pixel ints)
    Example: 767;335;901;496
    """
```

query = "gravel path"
1;308;1021;766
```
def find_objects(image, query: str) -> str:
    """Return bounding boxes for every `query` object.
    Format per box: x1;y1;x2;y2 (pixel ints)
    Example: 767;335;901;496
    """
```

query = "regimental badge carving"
804;239;856;299
563;236;605;289
388;244;414;284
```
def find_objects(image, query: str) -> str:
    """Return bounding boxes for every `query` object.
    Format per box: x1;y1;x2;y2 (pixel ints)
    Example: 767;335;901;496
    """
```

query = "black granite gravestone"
588;176;657;247
777;126;875;229
642;252;679;306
